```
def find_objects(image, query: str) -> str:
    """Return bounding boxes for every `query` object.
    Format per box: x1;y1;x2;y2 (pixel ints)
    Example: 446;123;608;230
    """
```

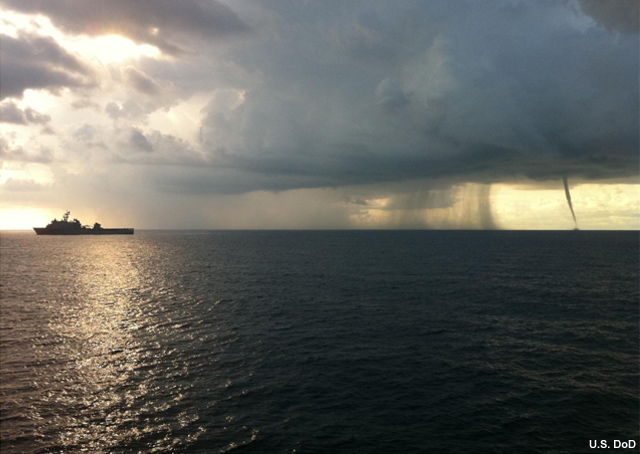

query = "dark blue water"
1;230;638;453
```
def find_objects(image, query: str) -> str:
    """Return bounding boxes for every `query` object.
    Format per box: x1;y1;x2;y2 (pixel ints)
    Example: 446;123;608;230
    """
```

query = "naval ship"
34;211;134;235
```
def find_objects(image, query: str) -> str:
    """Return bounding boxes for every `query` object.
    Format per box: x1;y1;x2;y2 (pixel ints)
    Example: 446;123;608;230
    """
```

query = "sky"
0;0;638;230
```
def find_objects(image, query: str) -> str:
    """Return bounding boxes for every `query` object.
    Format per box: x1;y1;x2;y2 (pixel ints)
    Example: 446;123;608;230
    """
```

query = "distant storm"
0;0;638;229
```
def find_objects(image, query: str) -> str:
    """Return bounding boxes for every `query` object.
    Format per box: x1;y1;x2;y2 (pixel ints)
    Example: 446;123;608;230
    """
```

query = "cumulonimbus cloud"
190;1;638;195
1;0;637;198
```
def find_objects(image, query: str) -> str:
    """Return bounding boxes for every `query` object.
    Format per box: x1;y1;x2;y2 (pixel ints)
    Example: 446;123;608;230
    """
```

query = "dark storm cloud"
0;101;51;124
579;0;639;34
2;0;636;199
0;33;96;100
0;0;249;54
192;0;638;195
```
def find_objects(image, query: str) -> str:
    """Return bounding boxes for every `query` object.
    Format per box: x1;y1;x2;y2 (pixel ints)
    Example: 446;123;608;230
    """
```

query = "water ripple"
1;231;638;453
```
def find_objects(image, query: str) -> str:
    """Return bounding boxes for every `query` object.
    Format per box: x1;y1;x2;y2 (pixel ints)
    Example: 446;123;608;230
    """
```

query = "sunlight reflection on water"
42;240;145;451
24;238;204;453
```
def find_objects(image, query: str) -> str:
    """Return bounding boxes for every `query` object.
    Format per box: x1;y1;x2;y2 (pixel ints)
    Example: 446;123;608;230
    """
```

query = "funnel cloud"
563;177;578;229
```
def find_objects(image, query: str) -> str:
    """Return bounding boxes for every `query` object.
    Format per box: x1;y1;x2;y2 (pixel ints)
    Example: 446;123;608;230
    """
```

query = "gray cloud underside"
579;0;639;34
148;145;636;196
186;0;638;194
0;33;96;100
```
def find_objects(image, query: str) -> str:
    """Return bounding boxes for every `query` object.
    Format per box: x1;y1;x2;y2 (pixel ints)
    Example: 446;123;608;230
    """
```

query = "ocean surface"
1;230;638;453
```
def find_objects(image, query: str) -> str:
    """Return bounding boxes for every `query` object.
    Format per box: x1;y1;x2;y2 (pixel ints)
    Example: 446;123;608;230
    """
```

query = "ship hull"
34;228;134;235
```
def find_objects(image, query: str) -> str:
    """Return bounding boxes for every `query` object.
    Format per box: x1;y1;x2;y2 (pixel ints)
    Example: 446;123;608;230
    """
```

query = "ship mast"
63;211;70;222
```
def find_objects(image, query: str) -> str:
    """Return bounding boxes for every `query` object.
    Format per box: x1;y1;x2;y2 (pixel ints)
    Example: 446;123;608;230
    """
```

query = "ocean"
1;230;638;453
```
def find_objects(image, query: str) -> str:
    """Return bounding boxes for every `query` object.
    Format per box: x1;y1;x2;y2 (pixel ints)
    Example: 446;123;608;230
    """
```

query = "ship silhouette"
33;211;134;235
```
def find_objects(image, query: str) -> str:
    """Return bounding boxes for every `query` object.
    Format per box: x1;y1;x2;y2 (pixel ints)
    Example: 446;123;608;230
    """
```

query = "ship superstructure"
33;211;134;235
